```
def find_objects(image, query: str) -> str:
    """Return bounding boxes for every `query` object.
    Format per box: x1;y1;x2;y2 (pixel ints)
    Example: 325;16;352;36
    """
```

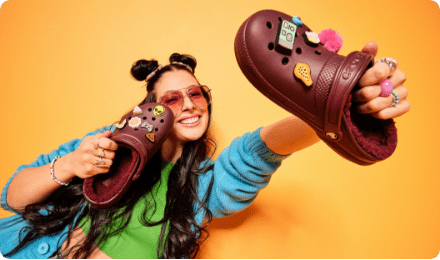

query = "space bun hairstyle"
169;53;197;73
130;53;197;96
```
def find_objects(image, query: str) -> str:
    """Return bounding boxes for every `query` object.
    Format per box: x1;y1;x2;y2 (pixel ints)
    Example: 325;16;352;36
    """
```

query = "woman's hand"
352;42;410;119
67;130;118;179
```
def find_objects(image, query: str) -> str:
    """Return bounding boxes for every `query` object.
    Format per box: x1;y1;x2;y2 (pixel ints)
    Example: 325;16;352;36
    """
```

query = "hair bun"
169;53;197;73
131;59;160;81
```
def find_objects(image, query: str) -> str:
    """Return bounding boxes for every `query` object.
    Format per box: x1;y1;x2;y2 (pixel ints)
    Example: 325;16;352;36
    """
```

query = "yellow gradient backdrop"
0;0;439;258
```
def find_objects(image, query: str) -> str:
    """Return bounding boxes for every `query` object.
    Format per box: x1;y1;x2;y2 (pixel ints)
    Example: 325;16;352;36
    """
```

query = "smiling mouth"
179;116;200;125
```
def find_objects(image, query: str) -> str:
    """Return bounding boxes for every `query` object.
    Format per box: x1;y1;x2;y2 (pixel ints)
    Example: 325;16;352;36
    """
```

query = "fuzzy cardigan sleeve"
196;127;290;221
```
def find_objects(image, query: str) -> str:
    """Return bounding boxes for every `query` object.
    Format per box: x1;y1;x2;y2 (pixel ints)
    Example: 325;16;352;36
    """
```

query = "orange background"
0;0;439;258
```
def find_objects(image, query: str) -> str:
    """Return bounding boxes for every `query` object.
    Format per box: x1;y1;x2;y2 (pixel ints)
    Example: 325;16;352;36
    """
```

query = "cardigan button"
37;242;50;255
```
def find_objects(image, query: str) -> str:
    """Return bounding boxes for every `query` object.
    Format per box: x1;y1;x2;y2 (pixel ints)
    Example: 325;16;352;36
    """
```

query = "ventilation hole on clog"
268;42;274;50
278;17;282;22
315;50;321;55
282;57;289;65
160;119;164;123
295;32;298;37
148;108;152;112
296;48;302;54
134;128;138;131
152;117;156;121
128;117;132;120
266;22;272;29
155;128;159;132
143;117;147;120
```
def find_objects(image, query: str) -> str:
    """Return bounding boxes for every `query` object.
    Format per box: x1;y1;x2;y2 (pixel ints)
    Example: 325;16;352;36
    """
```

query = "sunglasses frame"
157;85;212;113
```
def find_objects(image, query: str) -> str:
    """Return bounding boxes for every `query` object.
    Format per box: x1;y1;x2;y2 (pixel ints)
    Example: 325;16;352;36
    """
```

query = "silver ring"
390;90;399;107
377;57;398;76
94;158;108;168
94;137;100;149
99;149;105;158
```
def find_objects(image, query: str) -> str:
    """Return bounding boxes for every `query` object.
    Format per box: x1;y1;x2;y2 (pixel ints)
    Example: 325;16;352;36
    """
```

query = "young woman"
0;43;410;258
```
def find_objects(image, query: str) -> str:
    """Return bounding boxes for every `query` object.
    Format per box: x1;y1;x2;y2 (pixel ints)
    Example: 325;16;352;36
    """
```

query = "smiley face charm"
153;105;165;117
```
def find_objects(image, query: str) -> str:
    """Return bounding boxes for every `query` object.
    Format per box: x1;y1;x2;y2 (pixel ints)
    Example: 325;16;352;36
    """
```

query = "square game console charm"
275;20;297;55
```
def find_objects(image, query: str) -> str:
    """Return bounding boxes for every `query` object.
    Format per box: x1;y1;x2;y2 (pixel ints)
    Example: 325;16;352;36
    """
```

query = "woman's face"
154;69;210;145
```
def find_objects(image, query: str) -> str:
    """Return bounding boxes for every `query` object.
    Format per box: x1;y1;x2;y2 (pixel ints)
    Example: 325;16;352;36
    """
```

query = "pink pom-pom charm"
318;29;343;53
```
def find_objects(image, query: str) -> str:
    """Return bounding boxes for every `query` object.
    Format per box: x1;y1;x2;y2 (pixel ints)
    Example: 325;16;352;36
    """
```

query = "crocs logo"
342;54;363;80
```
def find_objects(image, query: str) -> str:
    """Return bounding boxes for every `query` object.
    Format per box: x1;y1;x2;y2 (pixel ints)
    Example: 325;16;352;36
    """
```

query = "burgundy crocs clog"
83;103;174;208
234;10;397;165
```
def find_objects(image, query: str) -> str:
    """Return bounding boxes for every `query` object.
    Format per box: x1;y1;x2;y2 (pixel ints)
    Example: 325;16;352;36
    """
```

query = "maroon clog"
83;103;174;208
234;10;397;165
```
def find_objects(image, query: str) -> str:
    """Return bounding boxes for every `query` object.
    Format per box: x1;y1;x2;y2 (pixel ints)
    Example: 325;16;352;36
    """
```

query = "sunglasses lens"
160;92;183;112
188;86;209;108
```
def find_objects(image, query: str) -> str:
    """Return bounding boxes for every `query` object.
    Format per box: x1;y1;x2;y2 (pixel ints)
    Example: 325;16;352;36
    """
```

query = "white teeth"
180;116;199;124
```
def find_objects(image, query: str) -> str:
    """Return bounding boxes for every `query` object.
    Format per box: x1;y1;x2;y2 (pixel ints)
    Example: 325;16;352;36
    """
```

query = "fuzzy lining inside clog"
344;94;398;160
83;145;139;203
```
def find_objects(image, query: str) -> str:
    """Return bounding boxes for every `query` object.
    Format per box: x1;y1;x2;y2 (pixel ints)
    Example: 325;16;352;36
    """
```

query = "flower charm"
128;117;142;128
318;29;343;53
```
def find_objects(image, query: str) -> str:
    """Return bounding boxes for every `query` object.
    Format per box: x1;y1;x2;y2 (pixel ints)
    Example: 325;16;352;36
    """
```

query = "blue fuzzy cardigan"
0;126;289;258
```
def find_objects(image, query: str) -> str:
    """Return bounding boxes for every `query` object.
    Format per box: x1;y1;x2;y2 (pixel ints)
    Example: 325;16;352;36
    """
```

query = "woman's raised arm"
3;130;118;212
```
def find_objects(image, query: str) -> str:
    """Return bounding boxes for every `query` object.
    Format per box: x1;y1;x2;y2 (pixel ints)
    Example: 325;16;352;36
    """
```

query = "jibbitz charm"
128;117;142;128
275;20;297;55
115;118;127;129
146;133;155;143
292;16;303;26
153;105;165;117
294;62;313;87
304;31;320;47
133;106;143;115
141;121;154;132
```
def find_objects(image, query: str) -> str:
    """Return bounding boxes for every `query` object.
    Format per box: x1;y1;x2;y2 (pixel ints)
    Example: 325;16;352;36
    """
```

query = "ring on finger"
390;90;399;107
95;156;103;164
94;157;107;166
94;138;101;149
99;149;105;159
379;79;393;97
377;57;398;76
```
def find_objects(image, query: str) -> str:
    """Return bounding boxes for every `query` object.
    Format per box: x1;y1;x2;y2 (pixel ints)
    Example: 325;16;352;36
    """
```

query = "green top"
79;161;174;259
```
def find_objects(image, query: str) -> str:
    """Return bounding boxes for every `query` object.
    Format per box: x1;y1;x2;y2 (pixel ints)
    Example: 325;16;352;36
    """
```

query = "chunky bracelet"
50;156;70;186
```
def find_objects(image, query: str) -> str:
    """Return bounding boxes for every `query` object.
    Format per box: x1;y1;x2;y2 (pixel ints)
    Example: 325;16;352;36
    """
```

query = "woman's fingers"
94;148;116;160
358;62;391;87
93;131;118;151
355;85;409;119
72;131;118;178
368;99;411;119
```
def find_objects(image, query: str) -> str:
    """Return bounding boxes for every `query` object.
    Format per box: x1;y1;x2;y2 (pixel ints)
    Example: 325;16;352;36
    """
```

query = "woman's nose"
180;94;196;111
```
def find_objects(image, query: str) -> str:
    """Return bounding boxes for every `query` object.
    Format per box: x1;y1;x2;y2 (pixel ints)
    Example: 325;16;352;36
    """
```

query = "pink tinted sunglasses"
158;85;212;114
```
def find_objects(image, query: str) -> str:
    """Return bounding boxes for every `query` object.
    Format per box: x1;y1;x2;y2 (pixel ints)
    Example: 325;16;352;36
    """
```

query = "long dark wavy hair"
4;53;216;259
